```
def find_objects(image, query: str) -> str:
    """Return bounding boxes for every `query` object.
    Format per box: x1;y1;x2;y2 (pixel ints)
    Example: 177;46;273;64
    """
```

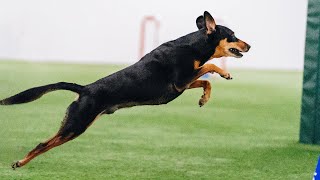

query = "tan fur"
194;60;201;69
211;38;249;58
14;133;75;168
188;80;212;106
175;63;230;93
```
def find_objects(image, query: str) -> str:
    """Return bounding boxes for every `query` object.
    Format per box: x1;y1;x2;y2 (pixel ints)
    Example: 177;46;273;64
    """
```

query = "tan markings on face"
211;38;247;59
237;39;249;51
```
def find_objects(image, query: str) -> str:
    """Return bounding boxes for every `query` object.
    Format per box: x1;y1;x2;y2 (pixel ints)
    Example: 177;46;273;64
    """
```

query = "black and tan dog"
1;11;250;169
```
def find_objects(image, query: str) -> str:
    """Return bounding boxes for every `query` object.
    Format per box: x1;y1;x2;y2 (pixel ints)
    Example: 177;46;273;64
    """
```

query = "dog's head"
196;11;250;58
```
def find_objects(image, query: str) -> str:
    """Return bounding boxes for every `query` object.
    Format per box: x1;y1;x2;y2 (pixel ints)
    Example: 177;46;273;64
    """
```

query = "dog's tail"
0;82;84;105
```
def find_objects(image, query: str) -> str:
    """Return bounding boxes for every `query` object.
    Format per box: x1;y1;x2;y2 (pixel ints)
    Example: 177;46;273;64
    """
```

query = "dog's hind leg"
188;80;211;107
11;96;102;169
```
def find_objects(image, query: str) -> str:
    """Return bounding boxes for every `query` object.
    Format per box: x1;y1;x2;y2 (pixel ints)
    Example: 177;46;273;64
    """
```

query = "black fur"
0;82;83;105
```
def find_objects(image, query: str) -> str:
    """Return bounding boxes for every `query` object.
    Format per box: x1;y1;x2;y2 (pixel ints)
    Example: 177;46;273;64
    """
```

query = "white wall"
0;0;308;70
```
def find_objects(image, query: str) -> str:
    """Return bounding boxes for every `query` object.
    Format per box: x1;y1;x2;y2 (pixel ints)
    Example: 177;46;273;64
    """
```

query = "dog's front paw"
221;73;232;80
199;95;209;107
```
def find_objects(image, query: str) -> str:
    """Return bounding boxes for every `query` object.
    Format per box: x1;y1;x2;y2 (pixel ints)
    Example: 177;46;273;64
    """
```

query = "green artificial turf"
0;61;319;179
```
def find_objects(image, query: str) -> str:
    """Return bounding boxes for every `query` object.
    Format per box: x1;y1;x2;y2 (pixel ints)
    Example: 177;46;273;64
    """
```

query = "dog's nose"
246;44;251;51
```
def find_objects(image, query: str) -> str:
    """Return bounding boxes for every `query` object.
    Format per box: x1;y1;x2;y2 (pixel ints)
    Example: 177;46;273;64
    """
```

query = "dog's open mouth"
229;48;243;57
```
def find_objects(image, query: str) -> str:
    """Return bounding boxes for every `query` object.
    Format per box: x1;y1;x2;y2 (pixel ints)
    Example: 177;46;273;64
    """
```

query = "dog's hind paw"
11;161;20;170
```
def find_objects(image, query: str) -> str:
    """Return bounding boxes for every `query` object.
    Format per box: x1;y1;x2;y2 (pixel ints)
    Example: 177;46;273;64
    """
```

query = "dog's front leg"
188;80;211;107
174;62;231;93
195;63;232;81
183;63;231;106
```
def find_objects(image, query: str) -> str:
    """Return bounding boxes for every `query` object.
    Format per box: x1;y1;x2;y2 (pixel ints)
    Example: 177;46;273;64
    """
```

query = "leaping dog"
1;11;250;169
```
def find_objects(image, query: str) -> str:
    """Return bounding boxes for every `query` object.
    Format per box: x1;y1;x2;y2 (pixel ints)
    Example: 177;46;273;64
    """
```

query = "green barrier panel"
300;0;320;145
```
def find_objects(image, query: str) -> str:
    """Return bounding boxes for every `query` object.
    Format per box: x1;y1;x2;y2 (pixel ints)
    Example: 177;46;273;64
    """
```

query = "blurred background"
0;0;308;69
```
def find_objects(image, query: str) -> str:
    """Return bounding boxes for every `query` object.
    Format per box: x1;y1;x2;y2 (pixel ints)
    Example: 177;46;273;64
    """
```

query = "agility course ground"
0;61;319;179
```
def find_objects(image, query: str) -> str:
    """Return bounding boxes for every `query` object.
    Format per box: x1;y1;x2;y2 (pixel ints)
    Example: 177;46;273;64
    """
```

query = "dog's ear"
196;16;205;29
204;11;216;34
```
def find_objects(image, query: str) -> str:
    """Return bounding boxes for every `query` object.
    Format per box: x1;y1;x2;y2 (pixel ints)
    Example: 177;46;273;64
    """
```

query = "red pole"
138;16;160;60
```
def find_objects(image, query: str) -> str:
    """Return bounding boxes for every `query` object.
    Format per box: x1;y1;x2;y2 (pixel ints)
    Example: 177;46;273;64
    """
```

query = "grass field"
0;61;319;179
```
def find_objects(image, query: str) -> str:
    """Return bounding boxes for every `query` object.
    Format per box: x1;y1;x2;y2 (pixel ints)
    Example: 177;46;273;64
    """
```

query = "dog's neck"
180;29;221;66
